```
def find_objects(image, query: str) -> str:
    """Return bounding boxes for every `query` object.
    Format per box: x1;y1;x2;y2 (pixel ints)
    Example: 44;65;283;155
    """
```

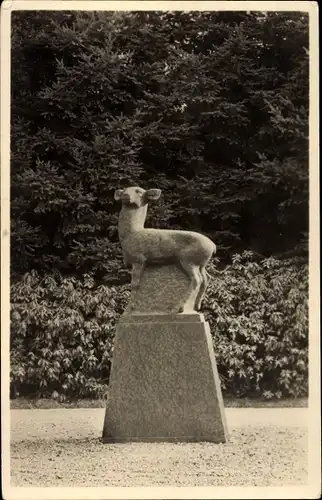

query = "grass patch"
10;396;308;410
223;396;308;408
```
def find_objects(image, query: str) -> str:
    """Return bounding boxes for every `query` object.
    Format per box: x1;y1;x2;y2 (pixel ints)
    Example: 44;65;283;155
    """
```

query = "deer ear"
145;189;161;201
114;189;123;201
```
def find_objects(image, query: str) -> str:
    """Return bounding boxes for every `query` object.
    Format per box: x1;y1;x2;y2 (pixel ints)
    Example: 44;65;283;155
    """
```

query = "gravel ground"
10;409;308;487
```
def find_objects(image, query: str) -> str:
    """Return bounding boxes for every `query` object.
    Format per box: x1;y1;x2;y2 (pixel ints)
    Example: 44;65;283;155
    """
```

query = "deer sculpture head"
114;187;161;208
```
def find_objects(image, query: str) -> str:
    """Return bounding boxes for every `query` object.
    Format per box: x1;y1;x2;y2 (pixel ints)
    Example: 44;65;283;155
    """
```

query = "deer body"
121;228;214;266
115;186;216;313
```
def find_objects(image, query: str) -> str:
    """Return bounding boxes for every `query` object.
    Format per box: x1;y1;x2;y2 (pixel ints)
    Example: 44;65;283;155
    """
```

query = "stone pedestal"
123;263;191;315
102;264;228;443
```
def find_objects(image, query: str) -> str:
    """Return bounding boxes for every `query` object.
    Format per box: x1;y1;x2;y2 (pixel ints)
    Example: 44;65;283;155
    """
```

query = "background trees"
11;10;309;280
10;11;309;399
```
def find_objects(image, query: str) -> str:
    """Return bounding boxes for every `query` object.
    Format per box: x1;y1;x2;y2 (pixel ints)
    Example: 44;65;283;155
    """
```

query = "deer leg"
131;261;145;290
128;261;145;311
122;251;131;269
195;266;210;311
177;261;202;313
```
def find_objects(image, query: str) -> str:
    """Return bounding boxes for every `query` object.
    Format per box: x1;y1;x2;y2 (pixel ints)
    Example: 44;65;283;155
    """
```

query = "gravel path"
10;409;308;487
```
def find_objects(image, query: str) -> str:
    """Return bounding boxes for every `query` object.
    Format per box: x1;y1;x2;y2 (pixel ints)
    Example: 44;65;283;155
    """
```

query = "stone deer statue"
114;186;216;313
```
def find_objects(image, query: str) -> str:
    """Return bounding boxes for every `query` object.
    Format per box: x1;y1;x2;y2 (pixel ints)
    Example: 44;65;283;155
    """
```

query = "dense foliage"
11;11;309;279
11;270;131;399
10;11;309;399
204;253;308;398
11;254;308;400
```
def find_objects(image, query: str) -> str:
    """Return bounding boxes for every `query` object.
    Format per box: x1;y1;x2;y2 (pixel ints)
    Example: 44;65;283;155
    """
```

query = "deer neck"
118;205;148;241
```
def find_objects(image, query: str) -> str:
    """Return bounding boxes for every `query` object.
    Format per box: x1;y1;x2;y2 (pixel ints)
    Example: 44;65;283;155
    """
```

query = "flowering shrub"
10;253;308;399
204;252;308;398
10;271;130;400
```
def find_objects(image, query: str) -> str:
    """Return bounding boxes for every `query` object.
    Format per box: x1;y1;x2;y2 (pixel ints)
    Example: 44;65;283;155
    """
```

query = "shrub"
204;252;308;398
10;271;130;399
10;252;308;400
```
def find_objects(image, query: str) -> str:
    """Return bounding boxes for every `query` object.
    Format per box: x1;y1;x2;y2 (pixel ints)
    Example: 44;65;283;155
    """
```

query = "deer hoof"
170;305;183;314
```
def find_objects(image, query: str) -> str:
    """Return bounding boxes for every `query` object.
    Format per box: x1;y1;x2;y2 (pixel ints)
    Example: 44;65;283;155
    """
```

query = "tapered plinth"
102;313;228;443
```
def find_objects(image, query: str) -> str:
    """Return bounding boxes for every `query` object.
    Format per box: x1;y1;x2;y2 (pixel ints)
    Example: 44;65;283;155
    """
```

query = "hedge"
204;252;308;399
10;252;308;400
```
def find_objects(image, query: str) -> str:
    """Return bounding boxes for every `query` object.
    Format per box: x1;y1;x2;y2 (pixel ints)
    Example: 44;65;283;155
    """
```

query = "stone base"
102;314;228;443
123;264;190;315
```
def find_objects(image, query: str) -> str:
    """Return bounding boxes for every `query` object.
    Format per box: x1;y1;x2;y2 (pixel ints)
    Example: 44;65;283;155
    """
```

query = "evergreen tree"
11;10;309;278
